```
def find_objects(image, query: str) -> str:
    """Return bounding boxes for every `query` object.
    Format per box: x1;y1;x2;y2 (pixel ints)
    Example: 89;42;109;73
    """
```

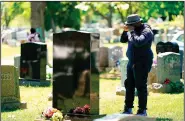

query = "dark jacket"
120;24;154;64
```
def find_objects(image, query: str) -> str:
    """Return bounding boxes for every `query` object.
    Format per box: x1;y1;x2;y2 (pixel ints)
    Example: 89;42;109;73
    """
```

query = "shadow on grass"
1;108;23;113
100;77;120;81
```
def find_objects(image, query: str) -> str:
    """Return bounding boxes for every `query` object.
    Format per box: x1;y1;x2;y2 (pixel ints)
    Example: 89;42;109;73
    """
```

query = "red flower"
83;104;90;114
43;108;55;118
164;78;171;84
83;104;90;110
21;68;28;73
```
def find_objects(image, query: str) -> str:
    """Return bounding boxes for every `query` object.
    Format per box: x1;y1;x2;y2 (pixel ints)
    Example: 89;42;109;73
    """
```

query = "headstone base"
1;101;27;110
19;79;51;87
20;102;27;109
35;114;106;121
116;86;137;96
94;114;172;121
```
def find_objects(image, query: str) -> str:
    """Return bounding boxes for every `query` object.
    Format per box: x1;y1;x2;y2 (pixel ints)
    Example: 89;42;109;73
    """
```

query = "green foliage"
169;81;184;93
84;1;183;26
2;2;23;27
1;2;31;28
134;1;184;21
44;2;81;31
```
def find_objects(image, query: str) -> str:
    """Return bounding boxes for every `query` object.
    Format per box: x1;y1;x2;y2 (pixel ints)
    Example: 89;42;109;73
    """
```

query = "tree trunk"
51;18;56;33
128;2;132;15
31;2;45;42
108;4;113;28
4;8;10;29
116;6;125;23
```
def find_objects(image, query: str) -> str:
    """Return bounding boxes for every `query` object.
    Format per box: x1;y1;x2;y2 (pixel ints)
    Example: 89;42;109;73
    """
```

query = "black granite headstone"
20;42;47;80
156;42;165;54
53;31;100;115
156;41;179;54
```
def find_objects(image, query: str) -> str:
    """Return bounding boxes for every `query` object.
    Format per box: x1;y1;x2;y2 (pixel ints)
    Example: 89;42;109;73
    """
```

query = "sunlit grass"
1;79;183;121
100;79;184;121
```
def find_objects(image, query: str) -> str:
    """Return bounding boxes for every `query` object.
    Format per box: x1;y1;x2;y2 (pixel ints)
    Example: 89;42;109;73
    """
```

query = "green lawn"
1;79;184;121
100;79;184;121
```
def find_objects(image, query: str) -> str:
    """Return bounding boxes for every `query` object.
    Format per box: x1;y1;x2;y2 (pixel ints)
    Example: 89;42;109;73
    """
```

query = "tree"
136;1;184;21
1;2;24;28
31;2;46;41
86;2;116;28
44;2;81;32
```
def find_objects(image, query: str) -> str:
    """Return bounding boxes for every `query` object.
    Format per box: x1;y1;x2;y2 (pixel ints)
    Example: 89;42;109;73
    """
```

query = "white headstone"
157;52;181;84
14;55;20;77
119;57;129;87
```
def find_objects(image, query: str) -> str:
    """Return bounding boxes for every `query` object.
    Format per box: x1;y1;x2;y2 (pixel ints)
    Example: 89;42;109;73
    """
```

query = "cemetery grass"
100;79;184;121
1;85;52;121
1;79;184;121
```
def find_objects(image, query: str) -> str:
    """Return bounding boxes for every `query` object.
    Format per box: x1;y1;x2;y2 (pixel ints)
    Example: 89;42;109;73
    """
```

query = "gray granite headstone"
119;58;129;87
99;47;109;67
1;65;26;110
108;46;123;67
157;52;181;84
14;55;20;77
154;34;163;45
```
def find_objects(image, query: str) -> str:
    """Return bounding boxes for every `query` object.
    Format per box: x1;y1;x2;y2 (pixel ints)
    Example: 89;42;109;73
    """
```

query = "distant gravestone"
147;65;157;85
108;46;123;67
20;42;47;80
14;55;20;76
119;58;128;87
157;52;181;84
116;57;137;96
99;47;109;67
1;65;26;110
154;34;162;45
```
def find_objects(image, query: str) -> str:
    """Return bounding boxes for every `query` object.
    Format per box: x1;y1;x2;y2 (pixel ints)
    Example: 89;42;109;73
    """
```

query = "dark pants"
124;60;152;110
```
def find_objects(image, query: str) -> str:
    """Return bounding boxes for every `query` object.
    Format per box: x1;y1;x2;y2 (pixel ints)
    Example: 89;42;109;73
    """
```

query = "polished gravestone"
19;42;50;86
156;41;179;54
53;31;100;115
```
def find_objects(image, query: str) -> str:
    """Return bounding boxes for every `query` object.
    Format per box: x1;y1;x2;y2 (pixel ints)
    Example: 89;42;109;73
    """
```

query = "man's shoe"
122;107;133;114
136;109;147;116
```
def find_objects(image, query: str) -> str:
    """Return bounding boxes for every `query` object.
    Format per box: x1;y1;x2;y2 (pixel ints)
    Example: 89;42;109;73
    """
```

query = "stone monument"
53;31;100;115
1;65;27;110
157;52;181;84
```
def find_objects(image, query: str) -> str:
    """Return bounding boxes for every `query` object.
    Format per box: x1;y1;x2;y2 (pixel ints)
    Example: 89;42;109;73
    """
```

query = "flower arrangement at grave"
41;107;63;121
149;78;184;93
68;104;90;116
39;105;90;121
163;78;184;93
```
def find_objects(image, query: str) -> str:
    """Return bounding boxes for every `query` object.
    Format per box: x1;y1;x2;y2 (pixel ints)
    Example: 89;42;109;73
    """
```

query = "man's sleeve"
131;28;153;47
120;31;129;43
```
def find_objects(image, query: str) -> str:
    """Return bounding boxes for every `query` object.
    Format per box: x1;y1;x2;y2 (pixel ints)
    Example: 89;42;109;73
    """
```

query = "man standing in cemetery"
27;28;40;42
120;14;154;116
